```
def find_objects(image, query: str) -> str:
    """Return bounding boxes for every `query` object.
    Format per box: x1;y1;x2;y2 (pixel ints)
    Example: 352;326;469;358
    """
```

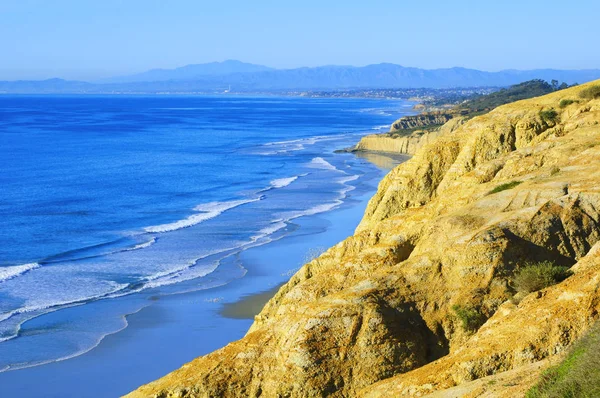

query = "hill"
2;64;600;93
100;60;274;84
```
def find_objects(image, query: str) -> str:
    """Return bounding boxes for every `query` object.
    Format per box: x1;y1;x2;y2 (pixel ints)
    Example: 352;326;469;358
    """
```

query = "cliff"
354;117;465;155
127;81;600;397
355;79;567;156
390;112;454;131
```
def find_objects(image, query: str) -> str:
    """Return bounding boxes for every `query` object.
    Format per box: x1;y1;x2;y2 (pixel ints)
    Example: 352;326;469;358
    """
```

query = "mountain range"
1;60;600;93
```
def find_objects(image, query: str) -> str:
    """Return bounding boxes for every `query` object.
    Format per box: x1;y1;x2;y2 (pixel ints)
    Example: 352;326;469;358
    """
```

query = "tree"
551;79;559;90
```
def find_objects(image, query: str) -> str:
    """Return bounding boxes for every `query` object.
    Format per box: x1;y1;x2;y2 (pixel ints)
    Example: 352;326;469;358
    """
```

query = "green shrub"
488;180;522;195
452;304;485;333
514;261;572;294
539;109;559;123
527;322;600;398
559;99;576;108
579;85;600;99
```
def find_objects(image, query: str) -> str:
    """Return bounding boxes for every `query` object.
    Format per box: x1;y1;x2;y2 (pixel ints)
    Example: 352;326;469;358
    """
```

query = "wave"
270;176;298;189
358;108;393;116
0;280;129;342
251;172;362;245
256;132;365;155
145;197;261;233
250;219;288;242
0;305;147;373
0;263;40;284
372;124;391;130
121;237;157;251
307;157;340;172
142;260;220;290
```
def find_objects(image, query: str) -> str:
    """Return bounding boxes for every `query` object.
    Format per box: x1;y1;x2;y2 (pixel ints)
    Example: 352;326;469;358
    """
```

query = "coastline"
125;81;600;397
0;150;408;398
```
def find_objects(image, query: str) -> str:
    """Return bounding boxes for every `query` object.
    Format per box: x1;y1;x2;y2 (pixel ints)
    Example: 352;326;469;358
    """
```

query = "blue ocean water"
0;95;412;372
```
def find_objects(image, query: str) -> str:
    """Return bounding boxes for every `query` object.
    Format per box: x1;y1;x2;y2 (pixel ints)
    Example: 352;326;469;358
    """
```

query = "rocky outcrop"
127;82;600;398
354;117;465;155
390;112;454;131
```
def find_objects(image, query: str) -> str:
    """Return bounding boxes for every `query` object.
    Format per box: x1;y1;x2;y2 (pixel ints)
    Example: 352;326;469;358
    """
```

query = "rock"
354;116;465;155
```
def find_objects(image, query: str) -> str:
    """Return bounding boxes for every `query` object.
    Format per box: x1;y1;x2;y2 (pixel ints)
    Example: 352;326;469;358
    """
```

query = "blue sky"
1;0;598;80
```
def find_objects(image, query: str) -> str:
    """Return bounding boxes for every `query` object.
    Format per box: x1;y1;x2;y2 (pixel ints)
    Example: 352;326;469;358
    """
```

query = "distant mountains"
101;60;274;84
1;61;600;94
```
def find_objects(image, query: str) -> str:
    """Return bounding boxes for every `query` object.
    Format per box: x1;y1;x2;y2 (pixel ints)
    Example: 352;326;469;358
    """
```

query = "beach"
0;95;412;397
0;155;406;397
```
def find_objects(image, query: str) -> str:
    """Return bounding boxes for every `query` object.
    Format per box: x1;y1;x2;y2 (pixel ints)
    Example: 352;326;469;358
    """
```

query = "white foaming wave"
141;258;200;283
372;124;391;130
358;108;393;116
250;220;288;242
270;176;298;189
257;133;362;155
307;157;340;172
123;237;156;252
0;263;40;284
269;173;361;227
0;280;129;341
337;174;360;195
142;260;220;290
0;304;150;373
144;197;261;233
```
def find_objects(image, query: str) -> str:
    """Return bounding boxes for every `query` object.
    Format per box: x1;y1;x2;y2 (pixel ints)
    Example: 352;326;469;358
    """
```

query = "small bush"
549;165;560;176
452;304;485;333
527;322;600;398
579;85;600;99
539;109;559;123
488;180;522;195
559;99;576;108
514;261;572;294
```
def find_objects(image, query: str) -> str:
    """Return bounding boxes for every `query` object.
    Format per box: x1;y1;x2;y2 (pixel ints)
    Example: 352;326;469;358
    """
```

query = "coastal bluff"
127;81;600;397
353;116;465;155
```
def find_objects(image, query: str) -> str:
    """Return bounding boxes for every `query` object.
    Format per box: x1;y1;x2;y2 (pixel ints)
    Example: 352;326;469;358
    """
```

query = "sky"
1;0;598;81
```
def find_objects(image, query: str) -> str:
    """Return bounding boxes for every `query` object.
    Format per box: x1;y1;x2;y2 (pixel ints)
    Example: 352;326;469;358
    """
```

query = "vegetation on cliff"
513;261;572;294
357;79;575;156
455;79;562;115
527;322;600;398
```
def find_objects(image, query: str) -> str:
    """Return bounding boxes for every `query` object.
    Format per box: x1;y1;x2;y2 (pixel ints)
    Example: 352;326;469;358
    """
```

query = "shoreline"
220;284;283;319
0;147;408;398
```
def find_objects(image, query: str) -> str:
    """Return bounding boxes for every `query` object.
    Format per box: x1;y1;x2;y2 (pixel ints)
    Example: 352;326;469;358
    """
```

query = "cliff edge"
127;81;600;397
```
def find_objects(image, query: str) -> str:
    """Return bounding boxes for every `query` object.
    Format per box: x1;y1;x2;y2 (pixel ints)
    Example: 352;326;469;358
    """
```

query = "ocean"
0;95;412;386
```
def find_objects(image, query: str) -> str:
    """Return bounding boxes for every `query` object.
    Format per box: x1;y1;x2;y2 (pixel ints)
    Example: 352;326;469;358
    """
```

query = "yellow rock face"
354;116;465;155
127;81;600;398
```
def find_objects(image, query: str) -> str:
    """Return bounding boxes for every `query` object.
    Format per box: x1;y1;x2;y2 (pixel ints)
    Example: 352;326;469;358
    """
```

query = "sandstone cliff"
390;112;454;132
127;81;600;398
354;117;465;155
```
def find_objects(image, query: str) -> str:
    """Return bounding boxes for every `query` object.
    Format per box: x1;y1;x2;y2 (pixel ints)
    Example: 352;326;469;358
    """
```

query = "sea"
0;95;413;380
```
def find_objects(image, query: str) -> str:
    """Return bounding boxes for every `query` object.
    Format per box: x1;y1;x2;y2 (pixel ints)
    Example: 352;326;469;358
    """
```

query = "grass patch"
488;180;522;195
526;322;600;398
579;85;600;100
452;304;485;333
539;109;559;123
387;124;444;138
514;261;572;294
559;99;577;108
